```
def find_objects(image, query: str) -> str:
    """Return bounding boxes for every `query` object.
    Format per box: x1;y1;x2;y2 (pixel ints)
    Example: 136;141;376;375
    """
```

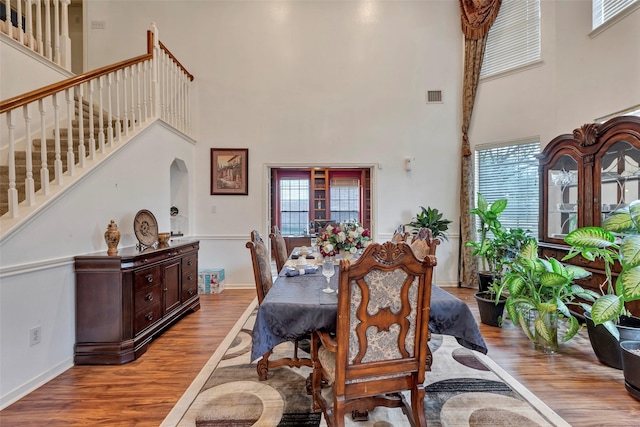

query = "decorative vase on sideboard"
104;219;121;256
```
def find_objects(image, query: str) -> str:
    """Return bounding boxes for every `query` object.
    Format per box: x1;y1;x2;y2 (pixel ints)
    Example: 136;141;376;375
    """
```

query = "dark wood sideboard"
74;240;200;364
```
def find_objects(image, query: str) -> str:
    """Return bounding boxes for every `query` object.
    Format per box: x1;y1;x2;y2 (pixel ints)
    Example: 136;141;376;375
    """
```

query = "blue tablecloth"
250;267;487;362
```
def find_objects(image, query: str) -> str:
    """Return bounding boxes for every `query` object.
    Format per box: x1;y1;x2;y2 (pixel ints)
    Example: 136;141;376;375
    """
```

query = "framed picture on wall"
210;148;249;195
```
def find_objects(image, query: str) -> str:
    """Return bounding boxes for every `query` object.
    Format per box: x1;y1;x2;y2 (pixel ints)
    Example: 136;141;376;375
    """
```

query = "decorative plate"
170;205;179;217
134;209;159;247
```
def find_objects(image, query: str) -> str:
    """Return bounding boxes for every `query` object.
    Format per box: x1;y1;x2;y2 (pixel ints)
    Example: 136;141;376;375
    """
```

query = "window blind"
480;0;541;78
475;141;540;237
593;0;638;29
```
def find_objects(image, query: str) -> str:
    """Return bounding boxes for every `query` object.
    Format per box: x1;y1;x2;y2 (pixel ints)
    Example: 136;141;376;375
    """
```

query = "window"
272;168;370;235
592;0;638;30
475;141;540;237
278;173;310;235
330;175;361;223
481;0;541;78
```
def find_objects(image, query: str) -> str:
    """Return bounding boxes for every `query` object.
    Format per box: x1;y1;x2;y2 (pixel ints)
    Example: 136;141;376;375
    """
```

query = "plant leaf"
564;227;615;249
519;239;538;261
617;265;640;300
590;294;623;324
629;200;640;231
619;235;640;269
602;320;620;341
540;271;568;287
603;209;633;233
534;317;554;343
477;193;488;213
491;198;508;215
564;264;591;279
562;316;581;342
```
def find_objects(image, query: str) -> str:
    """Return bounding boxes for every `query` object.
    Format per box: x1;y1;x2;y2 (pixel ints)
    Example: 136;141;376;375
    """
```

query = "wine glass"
322;257;335;293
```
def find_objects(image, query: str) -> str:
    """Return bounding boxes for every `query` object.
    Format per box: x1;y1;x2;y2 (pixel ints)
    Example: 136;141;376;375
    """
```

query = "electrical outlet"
29;326;41;346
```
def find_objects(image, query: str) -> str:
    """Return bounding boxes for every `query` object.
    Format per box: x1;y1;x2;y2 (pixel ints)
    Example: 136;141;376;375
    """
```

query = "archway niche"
170;158;189;236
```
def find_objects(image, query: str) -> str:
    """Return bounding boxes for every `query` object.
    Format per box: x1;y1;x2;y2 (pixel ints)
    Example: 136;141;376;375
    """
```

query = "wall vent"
426;90;443;104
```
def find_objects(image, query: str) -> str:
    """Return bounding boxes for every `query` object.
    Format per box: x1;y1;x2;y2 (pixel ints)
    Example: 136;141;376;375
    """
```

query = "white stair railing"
0;23;194;232
1;0;71;71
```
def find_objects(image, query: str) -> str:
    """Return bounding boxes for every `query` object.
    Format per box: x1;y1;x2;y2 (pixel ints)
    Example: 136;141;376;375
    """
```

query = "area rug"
161;299;570;427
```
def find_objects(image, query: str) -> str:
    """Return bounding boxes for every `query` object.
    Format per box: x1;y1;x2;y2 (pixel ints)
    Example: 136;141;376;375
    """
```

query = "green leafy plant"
466;193;508;274
496;239;598;346
563;200;640;339
406;206;452;242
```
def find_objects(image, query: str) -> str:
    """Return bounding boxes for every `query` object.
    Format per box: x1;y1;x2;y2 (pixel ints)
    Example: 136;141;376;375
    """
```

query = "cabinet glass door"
600;140;640;221
548;154;579;239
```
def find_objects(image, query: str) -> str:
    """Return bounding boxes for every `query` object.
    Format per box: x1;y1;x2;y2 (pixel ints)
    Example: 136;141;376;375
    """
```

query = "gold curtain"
459;0;501;287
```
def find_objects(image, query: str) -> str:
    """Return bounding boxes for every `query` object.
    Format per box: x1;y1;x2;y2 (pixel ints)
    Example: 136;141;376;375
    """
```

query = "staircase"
0;101;115;216
0;24;194;237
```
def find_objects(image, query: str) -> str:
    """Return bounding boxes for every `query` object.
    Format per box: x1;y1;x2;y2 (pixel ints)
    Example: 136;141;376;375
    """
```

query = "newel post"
151;22;161;119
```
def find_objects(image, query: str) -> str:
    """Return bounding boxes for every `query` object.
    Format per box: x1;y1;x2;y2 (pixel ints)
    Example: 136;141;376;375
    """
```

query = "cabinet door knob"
187;275;193;281
145;274;153;283
145;312;154;321
145;293;153;301
187;260;193;266
188;288;194;296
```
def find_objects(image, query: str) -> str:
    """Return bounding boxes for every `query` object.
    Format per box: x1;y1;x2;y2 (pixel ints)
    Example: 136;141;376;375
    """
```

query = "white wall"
83;0;464;287
470;0;640;151
0;122;196;407
0;35;73;100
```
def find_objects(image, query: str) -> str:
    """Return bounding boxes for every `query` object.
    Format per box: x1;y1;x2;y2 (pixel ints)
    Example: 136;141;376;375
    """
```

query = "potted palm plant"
473;227;534;327
466;193;508;291
406;206;452;243
496;239;598;353
563;201;640;384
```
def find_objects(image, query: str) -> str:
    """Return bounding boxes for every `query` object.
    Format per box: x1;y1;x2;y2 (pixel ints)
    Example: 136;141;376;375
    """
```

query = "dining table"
250;253;488;364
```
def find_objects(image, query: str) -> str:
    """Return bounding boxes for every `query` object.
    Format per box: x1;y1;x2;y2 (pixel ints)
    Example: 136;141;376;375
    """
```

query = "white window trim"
590;0;640;38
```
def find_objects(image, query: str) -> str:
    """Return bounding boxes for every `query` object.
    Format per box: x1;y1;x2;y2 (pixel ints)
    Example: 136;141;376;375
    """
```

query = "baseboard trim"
0;358;73;410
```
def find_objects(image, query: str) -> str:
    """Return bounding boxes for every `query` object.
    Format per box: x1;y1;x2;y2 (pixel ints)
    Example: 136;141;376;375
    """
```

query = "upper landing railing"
0;23;194;231
1;0;72;70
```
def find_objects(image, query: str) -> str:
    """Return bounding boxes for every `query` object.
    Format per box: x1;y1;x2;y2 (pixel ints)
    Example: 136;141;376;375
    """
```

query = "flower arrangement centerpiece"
316;221;372;258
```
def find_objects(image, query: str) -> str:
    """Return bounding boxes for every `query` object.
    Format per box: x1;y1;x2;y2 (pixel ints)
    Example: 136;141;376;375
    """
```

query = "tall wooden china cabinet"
538;116;640;316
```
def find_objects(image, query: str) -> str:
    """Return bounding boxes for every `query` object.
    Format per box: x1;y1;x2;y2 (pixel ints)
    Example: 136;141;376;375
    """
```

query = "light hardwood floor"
1;287;638;426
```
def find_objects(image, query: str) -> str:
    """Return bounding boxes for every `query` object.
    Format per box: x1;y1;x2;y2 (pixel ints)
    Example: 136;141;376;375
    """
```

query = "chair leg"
256;350;272;381
412;386;427;427
333;397;346;427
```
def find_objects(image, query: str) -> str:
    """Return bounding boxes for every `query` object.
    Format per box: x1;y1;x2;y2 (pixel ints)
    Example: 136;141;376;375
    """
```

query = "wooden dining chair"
410;227;439;259
269;225;289;274
310;241;436;427
246;230;312;380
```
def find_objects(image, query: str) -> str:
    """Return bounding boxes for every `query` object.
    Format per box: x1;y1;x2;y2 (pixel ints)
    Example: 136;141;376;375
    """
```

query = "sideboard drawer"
134;303;162;335
133;265;162;292
134;284;162;311
182;253;198;301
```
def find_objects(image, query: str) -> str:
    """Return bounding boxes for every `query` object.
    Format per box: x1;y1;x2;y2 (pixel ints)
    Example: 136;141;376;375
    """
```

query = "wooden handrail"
159;40;194;81
1;29;195;114
0;53;152;114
